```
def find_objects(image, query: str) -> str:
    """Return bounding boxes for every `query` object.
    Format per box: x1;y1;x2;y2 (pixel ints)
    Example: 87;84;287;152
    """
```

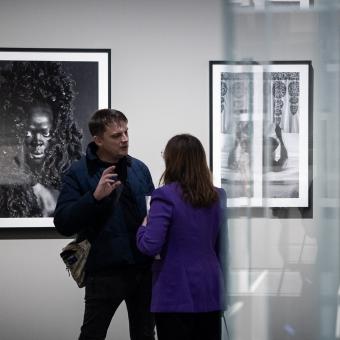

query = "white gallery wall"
0;1;339;340
0;1;225;339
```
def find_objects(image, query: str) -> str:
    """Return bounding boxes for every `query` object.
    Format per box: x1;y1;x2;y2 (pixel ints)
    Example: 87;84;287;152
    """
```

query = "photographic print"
0;48;110;227
230;0;310;9
210;61;311;208
268;0;310;8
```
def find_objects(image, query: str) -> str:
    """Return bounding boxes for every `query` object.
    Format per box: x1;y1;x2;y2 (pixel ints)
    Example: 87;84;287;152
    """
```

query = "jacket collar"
86;142;132;166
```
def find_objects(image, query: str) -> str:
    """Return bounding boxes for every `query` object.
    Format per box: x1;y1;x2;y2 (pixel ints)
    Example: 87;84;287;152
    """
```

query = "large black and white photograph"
210;61;311;208
0;48;110;227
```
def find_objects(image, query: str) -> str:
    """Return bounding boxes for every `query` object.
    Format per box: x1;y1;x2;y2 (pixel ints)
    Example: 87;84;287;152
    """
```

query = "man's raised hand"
93;165;121;201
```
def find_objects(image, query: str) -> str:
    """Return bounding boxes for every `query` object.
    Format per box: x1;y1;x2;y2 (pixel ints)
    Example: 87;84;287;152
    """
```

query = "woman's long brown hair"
160;134;218;207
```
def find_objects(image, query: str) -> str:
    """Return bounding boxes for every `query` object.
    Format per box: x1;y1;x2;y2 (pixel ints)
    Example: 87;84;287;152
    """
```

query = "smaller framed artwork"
231;0;310;9
210;60;312;208
0;48;111;228
267;0;310;8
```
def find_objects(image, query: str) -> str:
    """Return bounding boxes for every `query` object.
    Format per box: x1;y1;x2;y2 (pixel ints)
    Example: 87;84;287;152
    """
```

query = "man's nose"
121;132;128;142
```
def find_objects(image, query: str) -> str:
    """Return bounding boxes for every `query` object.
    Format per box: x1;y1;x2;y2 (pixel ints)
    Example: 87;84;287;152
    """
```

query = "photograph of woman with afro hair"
0;61;85;218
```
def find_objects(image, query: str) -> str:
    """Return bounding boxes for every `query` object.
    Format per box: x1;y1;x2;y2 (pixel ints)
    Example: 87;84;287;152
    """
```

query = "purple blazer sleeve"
136;187;173;256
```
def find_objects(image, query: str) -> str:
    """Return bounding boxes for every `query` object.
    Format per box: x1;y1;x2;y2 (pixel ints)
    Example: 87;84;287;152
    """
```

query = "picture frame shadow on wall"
0;48;111;231
209;60;313;217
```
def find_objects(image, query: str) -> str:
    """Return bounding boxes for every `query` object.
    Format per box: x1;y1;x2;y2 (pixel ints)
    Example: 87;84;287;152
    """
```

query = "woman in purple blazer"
137;134;227;340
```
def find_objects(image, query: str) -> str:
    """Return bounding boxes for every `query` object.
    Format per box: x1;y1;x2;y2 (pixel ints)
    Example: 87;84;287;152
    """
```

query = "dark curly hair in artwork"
0;61;83;217
0;184;42;217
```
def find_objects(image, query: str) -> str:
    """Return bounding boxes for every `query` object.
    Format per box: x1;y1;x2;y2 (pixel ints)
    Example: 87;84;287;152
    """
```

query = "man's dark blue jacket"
54;142;155;274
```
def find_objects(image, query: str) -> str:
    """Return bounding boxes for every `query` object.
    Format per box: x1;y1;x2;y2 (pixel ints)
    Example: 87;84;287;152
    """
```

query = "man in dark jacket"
54;109;155;340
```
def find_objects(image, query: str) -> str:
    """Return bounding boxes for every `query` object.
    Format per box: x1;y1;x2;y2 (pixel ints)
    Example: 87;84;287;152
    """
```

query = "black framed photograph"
267;0;310;8
0;48;111;228
231;0;311;9
210;61;312;208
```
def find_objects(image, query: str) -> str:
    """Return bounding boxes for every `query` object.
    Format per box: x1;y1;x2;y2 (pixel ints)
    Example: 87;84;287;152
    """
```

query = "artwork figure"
263;122;288;173
0;61;83;217
227;121;252;197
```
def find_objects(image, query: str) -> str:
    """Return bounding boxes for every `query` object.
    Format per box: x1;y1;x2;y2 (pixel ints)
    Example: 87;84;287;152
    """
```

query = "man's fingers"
106;176;119;184
112;180;121;189
102;165;116;175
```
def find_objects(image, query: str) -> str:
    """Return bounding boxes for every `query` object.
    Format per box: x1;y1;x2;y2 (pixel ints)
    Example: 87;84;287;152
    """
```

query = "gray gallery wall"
0;1;339;340
0;1;225;339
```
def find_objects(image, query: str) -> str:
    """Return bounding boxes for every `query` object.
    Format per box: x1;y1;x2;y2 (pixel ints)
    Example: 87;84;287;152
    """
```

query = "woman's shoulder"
215;186;226;198
153;183;180;198
214;186;227;208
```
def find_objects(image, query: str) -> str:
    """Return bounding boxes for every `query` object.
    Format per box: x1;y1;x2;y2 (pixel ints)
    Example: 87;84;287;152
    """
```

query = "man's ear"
93;135;102;147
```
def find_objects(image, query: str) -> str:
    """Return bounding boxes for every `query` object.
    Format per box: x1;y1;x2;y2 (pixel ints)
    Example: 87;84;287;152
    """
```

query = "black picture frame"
209;60;313;215
0;48;111;230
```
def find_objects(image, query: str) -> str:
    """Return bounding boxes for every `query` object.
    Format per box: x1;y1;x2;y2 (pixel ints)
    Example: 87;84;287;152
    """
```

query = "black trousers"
154;312;221;340
79;265;155;340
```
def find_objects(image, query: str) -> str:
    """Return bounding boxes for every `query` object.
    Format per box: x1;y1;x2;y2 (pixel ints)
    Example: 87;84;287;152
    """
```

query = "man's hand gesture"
93;165;121;201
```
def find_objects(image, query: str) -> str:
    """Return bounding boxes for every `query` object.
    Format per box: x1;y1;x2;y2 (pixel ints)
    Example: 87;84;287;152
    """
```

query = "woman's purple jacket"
136;182;227;313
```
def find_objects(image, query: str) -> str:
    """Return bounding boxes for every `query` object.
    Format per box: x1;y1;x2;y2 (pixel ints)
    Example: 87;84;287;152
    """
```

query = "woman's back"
137;182;226;312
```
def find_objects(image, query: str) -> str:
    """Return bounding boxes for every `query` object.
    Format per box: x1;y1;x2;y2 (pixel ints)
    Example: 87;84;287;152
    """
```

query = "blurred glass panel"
221;1;340;340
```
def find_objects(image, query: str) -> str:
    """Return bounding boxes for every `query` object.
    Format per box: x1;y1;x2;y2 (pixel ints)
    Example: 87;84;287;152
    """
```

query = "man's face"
94;121;129;163
24;105;53;169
